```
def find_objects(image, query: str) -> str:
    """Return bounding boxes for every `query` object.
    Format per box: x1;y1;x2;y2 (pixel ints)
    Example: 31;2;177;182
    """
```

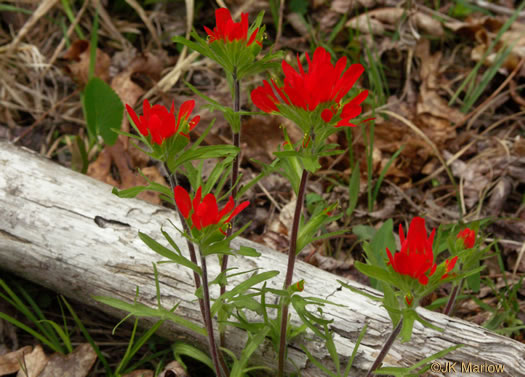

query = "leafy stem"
277;169;309;377
220;72;241;347
165;164;229;376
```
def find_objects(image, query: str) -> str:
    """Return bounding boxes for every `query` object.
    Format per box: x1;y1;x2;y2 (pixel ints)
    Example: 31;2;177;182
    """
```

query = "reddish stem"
277;169;309;377
365;319;403;377
220;75;241;348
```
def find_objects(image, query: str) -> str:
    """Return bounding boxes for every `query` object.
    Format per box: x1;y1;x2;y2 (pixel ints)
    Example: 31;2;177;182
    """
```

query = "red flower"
386;217;437;285
457;228;476;249
173;186;249;232
126;99;200;145
204;8;261;47
251;47;368;127
441;256;458;280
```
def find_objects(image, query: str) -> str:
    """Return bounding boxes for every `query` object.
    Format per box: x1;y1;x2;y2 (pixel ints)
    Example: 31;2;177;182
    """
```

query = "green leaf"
344;324;368;377
400;310;416;342
83;77;123;145
93;296;205;336
61;296;112;375
200;239;234;257
211;271;279;316
354;262;400;288
369;219;394;268
352;225;376;241
172;342;214;371
229;328;271;377
237;246;261;257
168;145;239;172
138;232;202;276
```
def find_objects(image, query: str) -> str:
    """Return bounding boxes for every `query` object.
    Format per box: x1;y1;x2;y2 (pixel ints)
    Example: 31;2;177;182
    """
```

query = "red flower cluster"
126;99;200;145
457;228;476;249
251;47;368;127
386;217;457;285
204;8;261;47
174;186;249;232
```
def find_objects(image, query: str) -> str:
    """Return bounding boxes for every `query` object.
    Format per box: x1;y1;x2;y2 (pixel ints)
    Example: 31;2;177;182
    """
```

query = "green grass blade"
343;323;368;377
60;0;85;39
88;8;98;81
38;320;73;353
0;312;62;354
372;145;404;206
61;296;113;376
449;0;525;107
0;4;33;14
16;285;62;349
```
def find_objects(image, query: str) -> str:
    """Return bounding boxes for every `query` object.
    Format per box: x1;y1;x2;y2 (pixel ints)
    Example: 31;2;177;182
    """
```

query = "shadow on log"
0;141;524;376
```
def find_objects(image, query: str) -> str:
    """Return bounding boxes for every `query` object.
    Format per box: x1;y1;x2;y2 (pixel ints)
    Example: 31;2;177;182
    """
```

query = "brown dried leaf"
37;343;96;377
158;361;189;377
242;117;302;164
346;8;444;37
0;346;31;375
446;17;525;72
487;177;513;216
87;140;166;205
111;52;165;139
62;40;111;85
413;12;444;37
15;345;47;377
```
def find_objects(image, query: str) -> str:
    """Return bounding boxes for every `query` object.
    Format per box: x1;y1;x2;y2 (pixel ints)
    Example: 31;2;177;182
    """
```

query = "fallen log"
0;140;524;377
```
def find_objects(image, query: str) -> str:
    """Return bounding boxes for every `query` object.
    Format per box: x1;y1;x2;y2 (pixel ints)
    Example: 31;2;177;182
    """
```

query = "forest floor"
1;0;525;376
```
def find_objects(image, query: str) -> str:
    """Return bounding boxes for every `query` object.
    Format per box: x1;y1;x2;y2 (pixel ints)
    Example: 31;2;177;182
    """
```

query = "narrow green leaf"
93;295;206;336
138;232;201;276
168;145;239;171
61;296;112;375
172;342;214;371
237;245;261;257
211;271;279;315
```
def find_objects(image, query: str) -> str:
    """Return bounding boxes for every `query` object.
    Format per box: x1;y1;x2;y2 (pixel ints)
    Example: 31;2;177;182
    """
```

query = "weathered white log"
0;140;524;377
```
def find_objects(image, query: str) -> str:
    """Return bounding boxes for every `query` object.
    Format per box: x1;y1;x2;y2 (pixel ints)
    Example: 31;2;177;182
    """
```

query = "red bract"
251;46;368;127
441;256;458;280
204;8;261;47
457;228;476;249
126;99;200;145
386;217;437;285
173;186;250;232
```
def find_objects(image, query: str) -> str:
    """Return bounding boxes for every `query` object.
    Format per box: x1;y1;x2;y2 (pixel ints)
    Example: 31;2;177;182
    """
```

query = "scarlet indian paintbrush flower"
457;228;476;249
251;46;369;128
174;186;249;232
386;217;457;285
204;8;262;48
125;99;200;145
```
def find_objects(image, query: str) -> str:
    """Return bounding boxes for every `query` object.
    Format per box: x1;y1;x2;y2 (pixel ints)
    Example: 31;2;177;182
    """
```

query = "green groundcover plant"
96;8;489;377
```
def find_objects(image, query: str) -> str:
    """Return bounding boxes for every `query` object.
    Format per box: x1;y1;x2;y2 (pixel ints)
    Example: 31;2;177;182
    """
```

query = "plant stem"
277;169;309;377
443;280;462;316
220;73;241;347
165;165;205;316
365;319;403;377
200;254;226;377
166;167;229;375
